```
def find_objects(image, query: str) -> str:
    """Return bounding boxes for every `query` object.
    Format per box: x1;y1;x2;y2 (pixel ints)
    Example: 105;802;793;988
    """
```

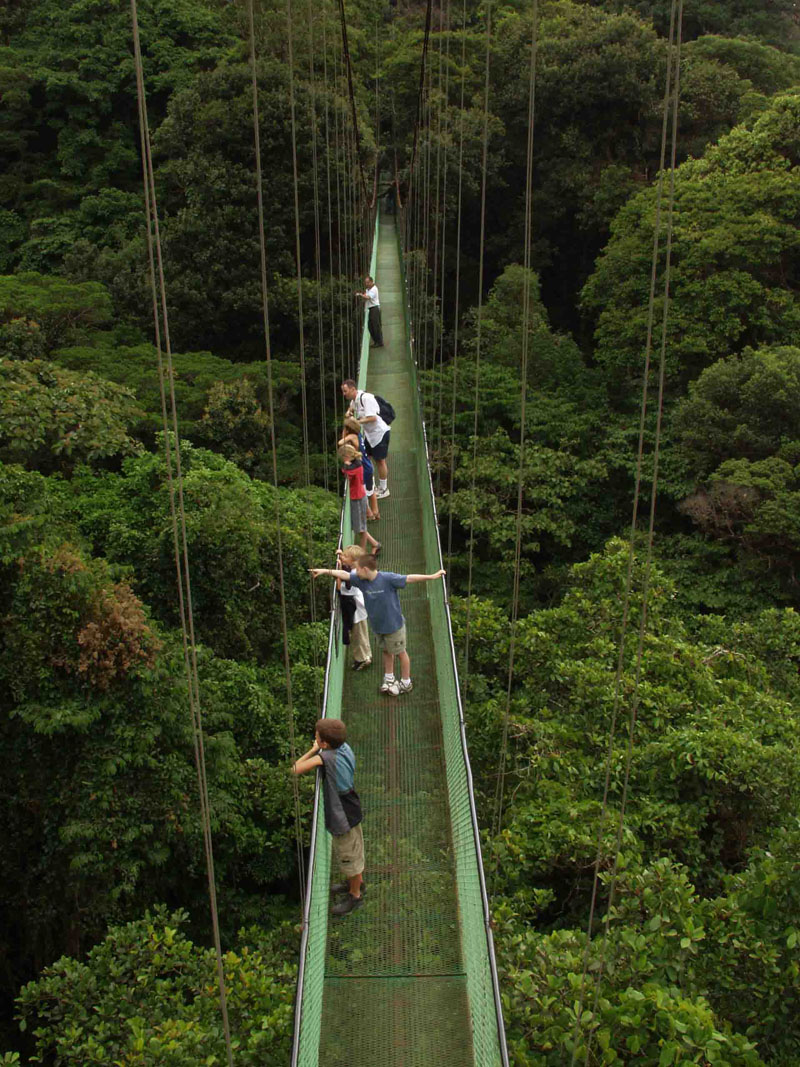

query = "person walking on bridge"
356;275;383;348
341;379;391;499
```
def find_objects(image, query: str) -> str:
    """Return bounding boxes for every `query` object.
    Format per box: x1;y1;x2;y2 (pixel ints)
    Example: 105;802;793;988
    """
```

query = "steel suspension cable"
567;3;683;1062
333;50;351;378
130;2;234;1062
461;0;493;701
286;0;324;714
336;0;370;207
434;0;452;500
420;57;433;389
445;0;469;577
408;0;434;197
306;0;330;492
246;0;308;902
492;0;539;846
321;9;344;428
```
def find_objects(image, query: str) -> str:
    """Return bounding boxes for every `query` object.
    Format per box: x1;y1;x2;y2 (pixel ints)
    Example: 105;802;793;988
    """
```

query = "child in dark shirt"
293;718;365;917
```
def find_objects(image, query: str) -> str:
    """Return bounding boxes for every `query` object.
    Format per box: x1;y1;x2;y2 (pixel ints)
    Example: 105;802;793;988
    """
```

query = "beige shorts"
379;624;407;655
332;823;365;878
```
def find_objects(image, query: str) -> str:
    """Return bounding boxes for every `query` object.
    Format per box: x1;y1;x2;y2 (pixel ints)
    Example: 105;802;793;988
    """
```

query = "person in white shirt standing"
356;275;383;348
340;379;391;499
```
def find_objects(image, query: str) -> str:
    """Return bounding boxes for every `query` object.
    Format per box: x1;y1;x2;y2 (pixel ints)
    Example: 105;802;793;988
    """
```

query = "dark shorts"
364;430;390;462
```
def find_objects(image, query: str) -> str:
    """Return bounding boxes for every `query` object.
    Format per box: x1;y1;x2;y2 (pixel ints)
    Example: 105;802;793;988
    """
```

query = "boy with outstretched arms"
311;554;445;696
293;718;365;917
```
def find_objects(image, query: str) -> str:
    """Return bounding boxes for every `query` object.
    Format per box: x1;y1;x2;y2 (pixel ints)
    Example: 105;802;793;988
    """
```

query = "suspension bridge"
292;211;507;1067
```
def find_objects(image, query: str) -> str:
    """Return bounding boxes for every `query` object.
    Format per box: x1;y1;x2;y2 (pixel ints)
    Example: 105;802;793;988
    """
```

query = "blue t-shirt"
349;570;407;634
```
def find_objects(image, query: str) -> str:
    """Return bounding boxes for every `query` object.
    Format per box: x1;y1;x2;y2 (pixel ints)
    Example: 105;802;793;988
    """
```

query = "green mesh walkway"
292;213;507;1067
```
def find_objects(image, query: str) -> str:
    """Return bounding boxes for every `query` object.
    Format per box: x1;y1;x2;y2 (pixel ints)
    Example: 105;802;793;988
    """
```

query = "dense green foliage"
2;0;800;1062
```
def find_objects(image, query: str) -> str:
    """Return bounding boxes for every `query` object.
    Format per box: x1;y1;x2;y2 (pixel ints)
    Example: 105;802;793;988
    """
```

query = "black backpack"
375;395;396;424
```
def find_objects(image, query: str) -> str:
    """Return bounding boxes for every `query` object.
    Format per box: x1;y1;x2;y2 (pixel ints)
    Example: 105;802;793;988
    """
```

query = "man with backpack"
340;379;394;499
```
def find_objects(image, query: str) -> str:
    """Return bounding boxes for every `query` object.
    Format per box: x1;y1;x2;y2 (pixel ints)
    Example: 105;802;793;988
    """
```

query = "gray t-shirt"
349;570;407;634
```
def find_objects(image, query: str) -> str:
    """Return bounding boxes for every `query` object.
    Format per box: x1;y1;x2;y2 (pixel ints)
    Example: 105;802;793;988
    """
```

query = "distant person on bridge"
355;275;383;348
311;555;446;697
293;718;366;917
341;379;391;500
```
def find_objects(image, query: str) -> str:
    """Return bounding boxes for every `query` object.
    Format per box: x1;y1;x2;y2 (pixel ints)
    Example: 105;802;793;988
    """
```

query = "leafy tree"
68;442;339;661
0;317;45;361
675;345;800;477
685;35;800;97
0;272;113;349
200;378;272;477
0;0;236;224
680;450;800;586
456;540;800;915
697;826;800;1061
17;908;296;1067
52;341;299;448
582;92;800;398
0;359;142;475
575;0;800;52
0;461;318;1023
496;859;764;1066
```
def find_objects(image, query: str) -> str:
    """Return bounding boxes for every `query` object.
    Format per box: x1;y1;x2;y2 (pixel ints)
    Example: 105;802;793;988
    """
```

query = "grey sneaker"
376;487;390;499
379;678;396;694
332;893;364;917
398;679;413;694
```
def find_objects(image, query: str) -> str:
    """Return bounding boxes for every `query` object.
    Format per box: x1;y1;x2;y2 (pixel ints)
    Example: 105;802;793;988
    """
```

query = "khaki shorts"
379;624;407;655
332;823;365;877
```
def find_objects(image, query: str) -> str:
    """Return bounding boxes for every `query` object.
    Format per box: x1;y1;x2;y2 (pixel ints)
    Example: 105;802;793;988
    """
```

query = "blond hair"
340;544;366;565
343;415;361;435
338;442;361;463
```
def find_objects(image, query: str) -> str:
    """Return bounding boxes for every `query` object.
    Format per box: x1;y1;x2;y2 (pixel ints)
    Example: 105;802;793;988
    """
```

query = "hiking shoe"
331;880;367;896
381;679;401;697
398;679;413;694
351;660;363;671
376;488;390;499
332;893;364;917
355;659;372;671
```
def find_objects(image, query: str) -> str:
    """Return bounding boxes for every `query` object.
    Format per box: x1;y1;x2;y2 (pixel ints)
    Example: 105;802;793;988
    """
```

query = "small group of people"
295;547;445;917
337;378;391;551
293;371;446;917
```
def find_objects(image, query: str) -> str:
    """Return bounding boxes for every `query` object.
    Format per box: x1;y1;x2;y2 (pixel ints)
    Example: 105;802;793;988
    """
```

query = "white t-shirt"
340;582;367;624
365;285;380;308
353;390;389;447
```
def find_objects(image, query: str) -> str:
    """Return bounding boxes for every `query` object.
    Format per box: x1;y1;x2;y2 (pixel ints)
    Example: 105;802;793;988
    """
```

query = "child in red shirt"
338;443;382;554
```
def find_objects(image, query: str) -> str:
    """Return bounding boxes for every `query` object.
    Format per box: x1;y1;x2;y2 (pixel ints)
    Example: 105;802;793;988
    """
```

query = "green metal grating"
292;213;507;1067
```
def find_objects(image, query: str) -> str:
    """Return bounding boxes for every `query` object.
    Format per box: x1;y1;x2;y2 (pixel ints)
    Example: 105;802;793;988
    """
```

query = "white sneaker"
381;680;401;696
376;488;391;499
398;679;413;694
